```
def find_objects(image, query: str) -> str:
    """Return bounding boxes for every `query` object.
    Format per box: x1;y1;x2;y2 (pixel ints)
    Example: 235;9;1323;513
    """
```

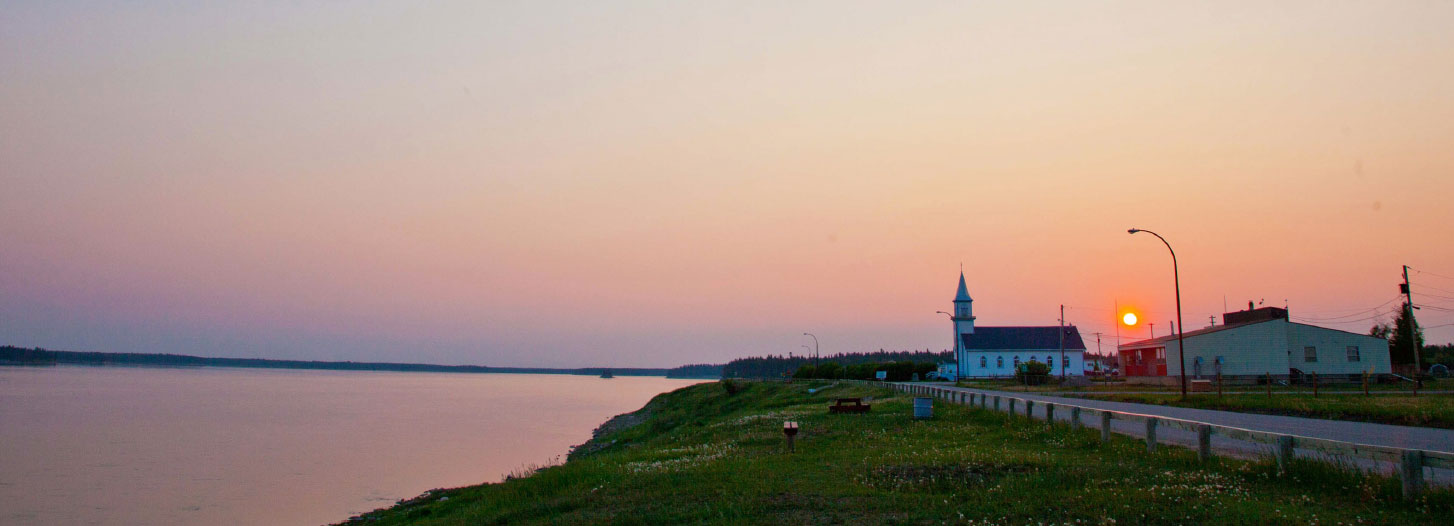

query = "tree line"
722;349;951;379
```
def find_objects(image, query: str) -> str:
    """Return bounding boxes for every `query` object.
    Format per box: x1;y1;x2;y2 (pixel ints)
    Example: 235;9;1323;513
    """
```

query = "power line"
1291;296;1403;322
1289;296;1402;317
1292;311;1389;325
1411;267;1454;282
1411;281;1454;296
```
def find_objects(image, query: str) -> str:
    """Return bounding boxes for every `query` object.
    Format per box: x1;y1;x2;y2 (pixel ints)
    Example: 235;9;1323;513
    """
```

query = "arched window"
979;356;987;368
1013;356;1021;368
996;356;1004;368
1048;357;1054;369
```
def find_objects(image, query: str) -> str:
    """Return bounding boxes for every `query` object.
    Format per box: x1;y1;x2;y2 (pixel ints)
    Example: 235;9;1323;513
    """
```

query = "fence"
888;382;1452;500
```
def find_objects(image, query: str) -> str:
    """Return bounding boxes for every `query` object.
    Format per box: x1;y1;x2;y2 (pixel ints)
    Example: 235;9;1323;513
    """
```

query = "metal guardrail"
886;382;1450;500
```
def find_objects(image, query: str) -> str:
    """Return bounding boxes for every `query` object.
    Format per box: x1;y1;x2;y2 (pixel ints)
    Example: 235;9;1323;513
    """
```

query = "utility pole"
1148;322;1155;338
1402;265;1423;392
1058;304;1066;380
1113;300;1121;360
1208;315;1216;327
1092;332;1104;384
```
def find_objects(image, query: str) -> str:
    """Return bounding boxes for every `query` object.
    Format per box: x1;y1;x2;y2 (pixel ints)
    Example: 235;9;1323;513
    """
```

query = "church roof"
954;272;972;302
961;326;1087;351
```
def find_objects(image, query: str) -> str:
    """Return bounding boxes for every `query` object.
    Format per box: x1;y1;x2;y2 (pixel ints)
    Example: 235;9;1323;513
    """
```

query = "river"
0;365;703;525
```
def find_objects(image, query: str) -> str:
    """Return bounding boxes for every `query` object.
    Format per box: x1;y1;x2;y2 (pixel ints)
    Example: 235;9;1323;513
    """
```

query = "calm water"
0;366;703;525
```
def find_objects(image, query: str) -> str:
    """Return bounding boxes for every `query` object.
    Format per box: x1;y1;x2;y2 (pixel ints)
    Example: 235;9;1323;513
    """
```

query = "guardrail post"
1100;412;1112;443
1070;407;1081;429
1045;403;1055;428
994;396;1000;411
1145;418;1158;453
1025;400;1034;418
1197;424;1212;462
1400;450;1425;500
1008;398;1016;415
980;394;987;408
1275;436;1295;474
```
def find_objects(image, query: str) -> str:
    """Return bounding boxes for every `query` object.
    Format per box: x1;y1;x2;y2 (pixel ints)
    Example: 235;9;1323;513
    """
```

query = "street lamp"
1129;228;1188;398
803;333;819;367
937;311;961;380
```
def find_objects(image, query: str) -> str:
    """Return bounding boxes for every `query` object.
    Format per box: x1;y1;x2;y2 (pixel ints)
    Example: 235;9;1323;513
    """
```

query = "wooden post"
1025;400;1034;418
1100;412;1112;443
1312;372;1318;398
994;396;1001;411
1145;418;1158;453
1216;373;1223;398
1008;398;1017;415
1275;436;1295;474
1197;424;1212;462
1070;406;1082;429
1266;372;1273;398
1045;403;1055;428
1363;371;1370;397
1400;450;1425;500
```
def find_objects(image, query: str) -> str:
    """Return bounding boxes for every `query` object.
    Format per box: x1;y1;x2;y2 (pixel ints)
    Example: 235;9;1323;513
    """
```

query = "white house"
1117;305;1391;383
949;272;1087;378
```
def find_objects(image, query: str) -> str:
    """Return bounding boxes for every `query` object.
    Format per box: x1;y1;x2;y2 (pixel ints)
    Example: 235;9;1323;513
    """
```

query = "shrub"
1015;360;1050;385
721;378;743;395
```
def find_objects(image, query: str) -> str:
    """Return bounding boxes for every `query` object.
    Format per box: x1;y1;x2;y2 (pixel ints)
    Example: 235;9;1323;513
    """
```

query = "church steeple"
952;270;975;334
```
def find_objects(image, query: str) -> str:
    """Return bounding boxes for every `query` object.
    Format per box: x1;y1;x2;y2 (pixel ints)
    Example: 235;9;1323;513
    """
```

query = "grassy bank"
1068;392;1454;430
343;381;1449;525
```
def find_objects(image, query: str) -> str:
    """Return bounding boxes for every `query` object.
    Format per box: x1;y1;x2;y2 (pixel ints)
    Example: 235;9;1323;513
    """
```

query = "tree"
1370;305;1424;367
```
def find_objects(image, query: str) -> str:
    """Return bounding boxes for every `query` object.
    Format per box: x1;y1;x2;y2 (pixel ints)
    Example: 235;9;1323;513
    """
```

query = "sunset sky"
4;1;1453;367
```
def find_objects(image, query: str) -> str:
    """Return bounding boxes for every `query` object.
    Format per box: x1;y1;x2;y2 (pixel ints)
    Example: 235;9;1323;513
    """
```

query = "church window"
1047;357;1054;369
996;356;1003;368
1013;356;1021;368
979;356;987;368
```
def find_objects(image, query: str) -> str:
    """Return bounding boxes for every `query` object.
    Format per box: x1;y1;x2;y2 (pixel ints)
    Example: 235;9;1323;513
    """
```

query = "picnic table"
828;397;871;414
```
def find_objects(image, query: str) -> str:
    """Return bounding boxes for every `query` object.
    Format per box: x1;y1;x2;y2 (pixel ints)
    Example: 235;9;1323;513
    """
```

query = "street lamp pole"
937;311;960;380
1129;228;1188;398
803;333;819;367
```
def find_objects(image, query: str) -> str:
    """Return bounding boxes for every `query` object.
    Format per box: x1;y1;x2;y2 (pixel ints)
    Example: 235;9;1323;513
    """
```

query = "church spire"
954;270;972;302
952;269;975;335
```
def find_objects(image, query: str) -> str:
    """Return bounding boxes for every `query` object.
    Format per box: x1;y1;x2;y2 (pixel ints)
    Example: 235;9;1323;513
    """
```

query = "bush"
721;378;743;396
1015;360;1050;385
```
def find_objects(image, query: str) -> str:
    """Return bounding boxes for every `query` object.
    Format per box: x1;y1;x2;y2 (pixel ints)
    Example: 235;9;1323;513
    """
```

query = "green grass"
1069;392;1454;429
341;381;1450;525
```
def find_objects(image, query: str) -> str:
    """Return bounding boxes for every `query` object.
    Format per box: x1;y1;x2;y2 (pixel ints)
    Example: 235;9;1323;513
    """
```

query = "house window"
1347;346;1360;362
1013;356;1021;368
1304;346;1317;362
1047;357;1054;369
996;356;1004;368
980;356;987;368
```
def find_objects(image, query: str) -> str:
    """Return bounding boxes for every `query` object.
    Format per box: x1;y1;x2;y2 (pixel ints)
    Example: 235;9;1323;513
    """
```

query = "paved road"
910;384;1454;484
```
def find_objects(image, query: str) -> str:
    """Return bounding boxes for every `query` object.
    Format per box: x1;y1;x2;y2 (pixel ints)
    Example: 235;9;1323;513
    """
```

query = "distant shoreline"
0;346;719;379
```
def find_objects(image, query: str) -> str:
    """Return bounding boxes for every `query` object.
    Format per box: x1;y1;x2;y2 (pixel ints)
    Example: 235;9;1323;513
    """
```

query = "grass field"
1067;392;1454;430
341;381;1449;525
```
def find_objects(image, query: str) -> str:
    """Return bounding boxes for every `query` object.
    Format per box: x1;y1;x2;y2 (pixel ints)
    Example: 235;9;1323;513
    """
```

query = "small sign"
875;371;887;380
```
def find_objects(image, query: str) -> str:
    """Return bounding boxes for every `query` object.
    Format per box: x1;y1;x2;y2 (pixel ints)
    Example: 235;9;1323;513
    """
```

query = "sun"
1122;312;1138;326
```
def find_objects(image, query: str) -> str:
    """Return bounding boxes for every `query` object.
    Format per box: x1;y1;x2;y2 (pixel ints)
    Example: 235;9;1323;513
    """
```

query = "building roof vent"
1223;306;1288;325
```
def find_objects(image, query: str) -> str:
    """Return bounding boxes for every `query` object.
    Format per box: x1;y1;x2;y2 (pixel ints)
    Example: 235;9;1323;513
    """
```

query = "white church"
947;272;1087;379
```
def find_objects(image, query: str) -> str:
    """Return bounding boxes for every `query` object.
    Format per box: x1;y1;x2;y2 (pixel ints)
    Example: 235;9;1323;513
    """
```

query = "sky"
3;1;1453;368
